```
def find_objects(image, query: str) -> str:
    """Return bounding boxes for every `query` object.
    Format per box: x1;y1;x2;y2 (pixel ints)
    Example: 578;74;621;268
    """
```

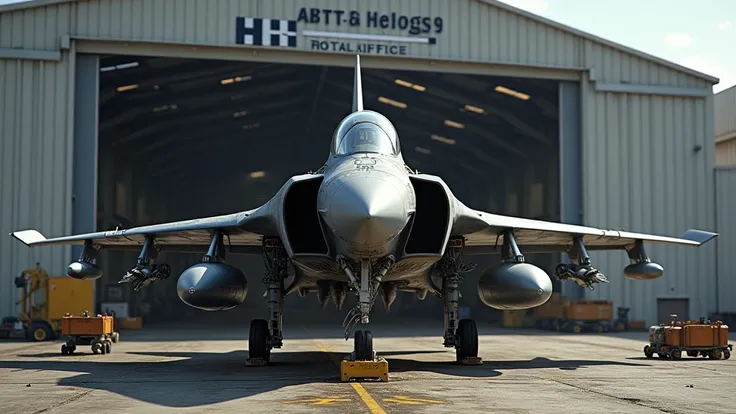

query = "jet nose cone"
324;174;409;248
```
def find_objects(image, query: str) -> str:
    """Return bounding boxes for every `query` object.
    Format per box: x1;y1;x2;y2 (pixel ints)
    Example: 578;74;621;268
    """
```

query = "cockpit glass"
336;123;397;155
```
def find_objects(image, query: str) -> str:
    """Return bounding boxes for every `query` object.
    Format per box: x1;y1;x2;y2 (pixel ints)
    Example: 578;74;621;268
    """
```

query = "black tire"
724;349;731;360
644;345;654;358
354;330;373;361
456;319;479;360
249;319;270;362
29;322;53;342
105;343;111;354
61;344;68;355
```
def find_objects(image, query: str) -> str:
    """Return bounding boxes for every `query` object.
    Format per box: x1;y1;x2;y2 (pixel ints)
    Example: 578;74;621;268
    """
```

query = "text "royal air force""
297;8;444;35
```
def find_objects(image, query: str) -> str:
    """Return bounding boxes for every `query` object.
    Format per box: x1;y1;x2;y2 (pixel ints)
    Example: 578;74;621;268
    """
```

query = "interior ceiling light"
116;84;138;92
494;85;530;100
444;120;465;129
378;96;407;109
100;61;139;72
242;122;261;130
464;104;485;114
431;134;456;145
233;110;248;118
394;79;426;92
249;171;265;179
415;146;432;155
221;75;252;85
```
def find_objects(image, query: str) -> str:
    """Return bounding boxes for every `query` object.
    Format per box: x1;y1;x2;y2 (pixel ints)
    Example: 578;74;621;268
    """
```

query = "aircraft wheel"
456;319;478;361
249;319;271;362
354;330;373;361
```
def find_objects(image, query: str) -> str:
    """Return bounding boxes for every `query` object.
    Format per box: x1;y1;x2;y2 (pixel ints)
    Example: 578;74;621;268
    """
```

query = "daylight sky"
1;0;734;92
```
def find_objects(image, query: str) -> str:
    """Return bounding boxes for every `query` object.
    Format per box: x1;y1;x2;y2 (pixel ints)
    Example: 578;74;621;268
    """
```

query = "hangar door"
73;53;564;324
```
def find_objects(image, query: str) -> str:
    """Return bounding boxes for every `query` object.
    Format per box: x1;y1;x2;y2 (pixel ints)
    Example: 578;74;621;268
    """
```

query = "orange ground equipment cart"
60;312;117;355
644;314;732;360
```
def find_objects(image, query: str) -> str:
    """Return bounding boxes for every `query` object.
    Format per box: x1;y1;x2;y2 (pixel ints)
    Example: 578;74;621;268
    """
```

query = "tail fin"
352;55;363;113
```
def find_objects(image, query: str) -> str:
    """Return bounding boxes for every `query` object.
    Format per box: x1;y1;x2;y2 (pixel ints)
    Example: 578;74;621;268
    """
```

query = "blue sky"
1;0;733;92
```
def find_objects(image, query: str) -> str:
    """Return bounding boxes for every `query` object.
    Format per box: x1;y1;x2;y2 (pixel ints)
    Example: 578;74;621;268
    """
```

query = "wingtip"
681;229;718;245
10;229;47;246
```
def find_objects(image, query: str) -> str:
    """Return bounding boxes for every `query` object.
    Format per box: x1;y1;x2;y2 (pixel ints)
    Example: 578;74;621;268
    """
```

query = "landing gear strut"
339;255;394;362
438;237;481;364
247;237;287;365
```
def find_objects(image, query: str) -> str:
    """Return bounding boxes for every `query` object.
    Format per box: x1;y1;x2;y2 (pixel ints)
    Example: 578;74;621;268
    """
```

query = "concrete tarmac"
0;320;734;413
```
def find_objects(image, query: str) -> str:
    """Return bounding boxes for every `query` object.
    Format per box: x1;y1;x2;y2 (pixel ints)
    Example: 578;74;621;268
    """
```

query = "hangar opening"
93;54;561;324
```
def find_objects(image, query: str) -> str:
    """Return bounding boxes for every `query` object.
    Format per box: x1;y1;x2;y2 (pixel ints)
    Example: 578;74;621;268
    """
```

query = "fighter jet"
10;55;717;364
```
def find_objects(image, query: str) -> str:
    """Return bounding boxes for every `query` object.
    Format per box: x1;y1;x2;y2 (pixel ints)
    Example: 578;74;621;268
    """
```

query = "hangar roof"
0;0;719;84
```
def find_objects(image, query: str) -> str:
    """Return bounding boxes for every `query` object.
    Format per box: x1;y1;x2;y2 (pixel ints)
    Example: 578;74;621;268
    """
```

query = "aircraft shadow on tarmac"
1;349;650;408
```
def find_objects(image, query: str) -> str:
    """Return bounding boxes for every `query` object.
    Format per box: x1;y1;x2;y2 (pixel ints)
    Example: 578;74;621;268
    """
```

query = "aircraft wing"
10;207;273;250
453;206;717;253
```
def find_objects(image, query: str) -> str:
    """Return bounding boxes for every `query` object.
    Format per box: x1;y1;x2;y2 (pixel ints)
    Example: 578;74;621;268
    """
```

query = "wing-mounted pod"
623;239;664;280
67;240;104;280
554;236;610;290
176;230;249;311
477;230;552;310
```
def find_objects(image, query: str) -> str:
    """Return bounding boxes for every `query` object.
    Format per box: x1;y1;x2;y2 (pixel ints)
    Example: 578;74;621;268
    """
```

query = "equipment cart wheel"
61;344;68;355
105;342;111;354
668;349;682;360
712;349;723;360
724;349;731;360
248;319;271;362
572;324;582;333
644;345;654;358
594;324;604;334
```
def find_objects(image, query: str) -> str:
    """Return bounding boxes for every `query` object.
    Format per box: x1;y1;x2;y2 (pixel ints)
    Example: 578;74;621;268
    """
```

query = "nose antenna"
352;55;363;113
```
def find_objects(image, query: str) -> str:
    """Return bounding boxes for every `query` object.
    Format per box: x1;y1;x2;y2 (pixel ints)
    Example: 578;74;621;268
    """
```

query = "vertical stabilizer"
352;55;363;113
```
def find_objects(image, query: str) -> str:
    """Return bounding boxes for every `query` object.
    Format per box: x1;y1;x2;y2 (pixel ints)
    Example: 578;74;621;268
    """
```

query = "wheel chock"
245;358;268;367
458;356;483;365
340;357;389;382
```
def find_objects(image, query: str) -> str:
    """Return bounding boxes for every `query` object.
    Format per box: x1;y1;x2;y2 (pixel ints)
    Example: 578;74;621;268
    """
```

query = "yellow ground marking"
383;395;446;405
281;397;351;405
350;383;386;414
316;342;387;414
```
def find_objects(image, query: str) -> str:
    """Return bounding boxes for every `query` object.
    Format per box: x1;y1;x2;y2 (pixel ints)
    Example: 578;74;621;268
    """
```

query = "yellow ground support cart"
1;266;96;341
60;313;117;355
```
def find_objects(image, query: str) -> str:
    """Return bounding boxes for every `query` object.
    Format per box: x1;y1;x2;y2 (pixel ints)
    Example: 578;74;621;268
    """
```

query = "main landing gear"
438;237;482;364
247;238;287;366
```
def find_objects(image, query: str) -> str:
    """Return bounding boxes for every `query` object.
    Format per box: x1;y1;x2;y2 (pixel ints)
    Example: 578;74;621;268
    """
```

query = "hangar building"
715;85;736;319
0;0;722;327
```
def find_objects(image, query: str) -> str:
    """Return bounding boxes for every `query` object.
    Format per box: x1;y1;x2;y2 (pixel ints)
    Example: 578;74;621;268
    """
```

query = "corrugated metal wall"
716;140;736;166
583;91;717;326
0;0;718;321
715;167;736;313
0;0;713;88
715;85;736;139
0;55;75;318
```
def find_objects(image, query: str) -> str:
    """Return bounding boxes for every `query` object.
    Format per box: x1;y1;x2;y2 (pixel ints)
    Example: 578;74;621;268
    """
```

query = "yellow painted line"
315;342;387;414
281;397;351;405
350;382;387;414
384;395;445;405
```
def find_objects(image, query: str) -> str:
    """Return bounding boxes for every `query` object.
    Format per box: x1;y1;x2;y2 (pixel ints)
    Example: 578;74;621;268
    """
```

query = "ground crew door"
657;298;689;323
